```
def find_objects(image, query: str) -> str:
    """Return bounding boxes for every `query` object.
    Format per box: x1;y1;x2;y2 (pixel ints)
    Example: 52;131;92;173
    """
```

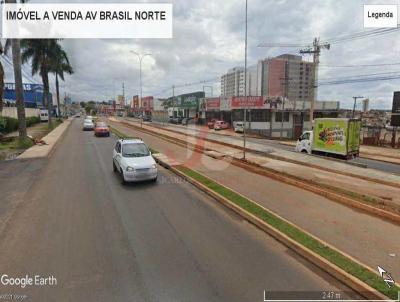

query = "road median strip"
111;122;399;299
110;119;400;225
166;163;399;300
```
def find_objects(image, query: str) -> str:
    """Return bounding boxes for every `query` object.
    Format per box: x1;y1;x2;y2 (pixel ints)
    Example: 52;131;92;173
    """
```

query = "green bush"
26;116;40;127
0;115;41;134
4;117;19;133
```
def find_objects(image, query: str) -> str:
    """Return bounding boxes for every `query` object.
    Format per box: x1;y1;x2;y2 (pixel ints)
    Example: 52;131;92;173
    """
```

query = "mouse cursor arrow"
378;266;395;288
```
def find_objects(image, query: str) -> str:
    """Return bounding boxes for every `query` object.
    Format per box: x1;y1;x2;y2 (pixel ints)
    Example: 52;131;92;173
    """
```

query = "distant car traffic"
83;118;94;131
169;117;183;124
214;120;229;130
234;121;244;133
112;139;158;184
142;115;152;122
94;122;110;137
181;117;194;125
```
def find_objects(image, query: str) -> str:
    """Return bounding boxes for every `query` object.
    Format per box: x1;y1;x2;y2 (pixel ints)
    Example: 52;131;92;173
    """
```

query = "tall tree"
21;39;60;127
11;39;27;138
0;39;11;114
50;45;73;117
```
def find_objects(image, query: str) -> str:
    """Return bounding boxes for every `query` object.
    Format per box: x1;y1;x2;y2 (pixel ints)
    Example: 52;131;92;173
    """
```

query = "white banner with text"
1;3;173;39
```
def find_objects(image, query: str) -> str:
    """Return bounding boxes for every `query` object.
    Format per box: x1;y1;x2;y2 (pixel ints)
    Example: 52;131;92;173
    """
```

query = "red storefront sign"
131;95;139;108
231;96;264;109
141;96;153;110
206;97;220;110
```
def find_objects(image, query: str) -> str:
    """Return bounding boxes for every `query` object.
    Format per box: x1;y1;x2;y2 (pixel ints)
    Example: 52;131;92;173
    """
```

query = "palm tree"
50;45;73;117
0;40;11;114
4;0;28;138
11;39;27;138
21;39;60;127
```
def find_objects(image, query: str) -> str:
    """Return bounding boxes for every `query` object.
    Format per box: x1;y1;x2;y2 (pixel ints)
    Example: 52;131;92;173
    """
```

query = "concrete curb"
123;119;400;189
17;119;72;159
112;119;400;226
153;155;391;300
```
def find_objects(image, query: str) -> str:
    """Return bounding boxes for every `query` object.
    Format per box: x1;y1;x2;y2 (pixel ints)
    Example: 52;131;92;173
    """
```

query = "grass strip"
176;165;399;299
0;137;34;150
109;126;136;139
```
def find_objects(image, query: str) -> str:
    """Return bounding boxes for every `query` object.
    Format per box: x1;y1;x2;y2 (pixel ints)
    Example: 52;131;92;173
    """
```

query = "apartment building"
255;54;315;102
220;67;245;97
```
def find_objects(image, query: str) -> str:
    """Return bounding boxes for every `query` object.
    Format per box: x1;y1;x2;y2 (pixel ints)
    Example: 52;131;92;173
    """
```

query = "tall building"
220;67;245;97
255;54;315;103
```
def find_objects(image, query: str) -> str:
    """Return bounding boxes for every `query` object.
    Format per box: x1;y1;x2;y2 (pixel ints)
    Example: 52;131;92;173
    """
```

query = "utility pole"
280;61;290;139
300;38;330;128
172;85;175;118
243;0;248;160
352;96;364;118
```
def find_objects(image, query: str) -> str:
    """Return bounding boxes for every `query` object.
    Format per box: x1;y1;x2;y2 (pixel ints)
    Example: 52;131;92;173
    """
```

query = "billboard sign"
231;96;264;109
220;97;231;111
391;91;400;127
205;97;220;111
181;96;198;108
4;82;47;107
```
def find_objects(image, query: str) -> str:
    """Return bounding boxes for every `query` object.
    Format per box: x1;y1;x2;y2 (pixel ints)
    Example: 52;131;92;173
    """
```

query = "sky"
2;0;400;109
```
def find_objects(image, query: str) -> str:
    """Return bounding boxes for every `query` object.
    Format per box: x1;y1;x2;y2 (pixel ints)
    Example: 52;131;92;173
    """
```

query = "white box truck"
295;118;361;159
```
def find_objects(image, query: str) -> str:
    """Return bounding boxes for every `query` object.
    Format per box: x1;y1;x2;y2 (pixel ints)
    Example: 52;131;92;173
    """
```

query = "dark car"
142;115;152;122
182;117;193;125
174;117;183;124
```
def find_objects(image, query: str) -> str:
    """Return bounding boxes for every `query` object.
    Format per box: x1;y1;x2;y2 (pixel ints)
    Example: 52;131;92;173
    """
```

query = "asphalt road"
148;120;399;175
0;118;360;301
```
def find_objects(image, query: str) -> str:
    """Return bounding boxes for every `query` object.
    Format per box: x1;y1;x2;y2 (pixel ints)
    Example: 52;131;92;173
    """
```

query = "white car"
234;121;244;133
112;139;158;184
83;118;94;130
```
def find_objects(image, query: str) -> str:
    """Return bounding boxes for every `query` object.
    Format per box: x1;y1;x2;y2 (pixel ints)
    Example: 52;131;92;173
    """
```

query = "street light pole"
131;51;152;128
243;0;248;160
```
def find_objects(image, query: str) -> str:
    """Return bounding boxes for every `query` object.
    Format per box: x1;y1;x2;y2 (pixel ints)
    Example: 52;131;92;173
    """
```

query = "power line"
152;77;219;97
320;62;400;68
322;26;400;45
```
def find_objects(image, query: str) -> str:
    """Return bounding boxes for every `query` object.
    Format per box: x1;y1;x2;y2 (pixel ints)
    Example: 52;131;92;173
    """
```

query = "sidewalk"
109;120;400;282
113;118;400;208
18;119;72;159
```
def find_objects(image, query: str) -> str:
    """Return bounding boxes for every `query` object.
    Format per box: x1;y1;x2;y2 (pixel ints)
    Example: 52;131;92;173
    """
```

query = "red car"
213;120;229;130
94;122;110;137
207;119;217;129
